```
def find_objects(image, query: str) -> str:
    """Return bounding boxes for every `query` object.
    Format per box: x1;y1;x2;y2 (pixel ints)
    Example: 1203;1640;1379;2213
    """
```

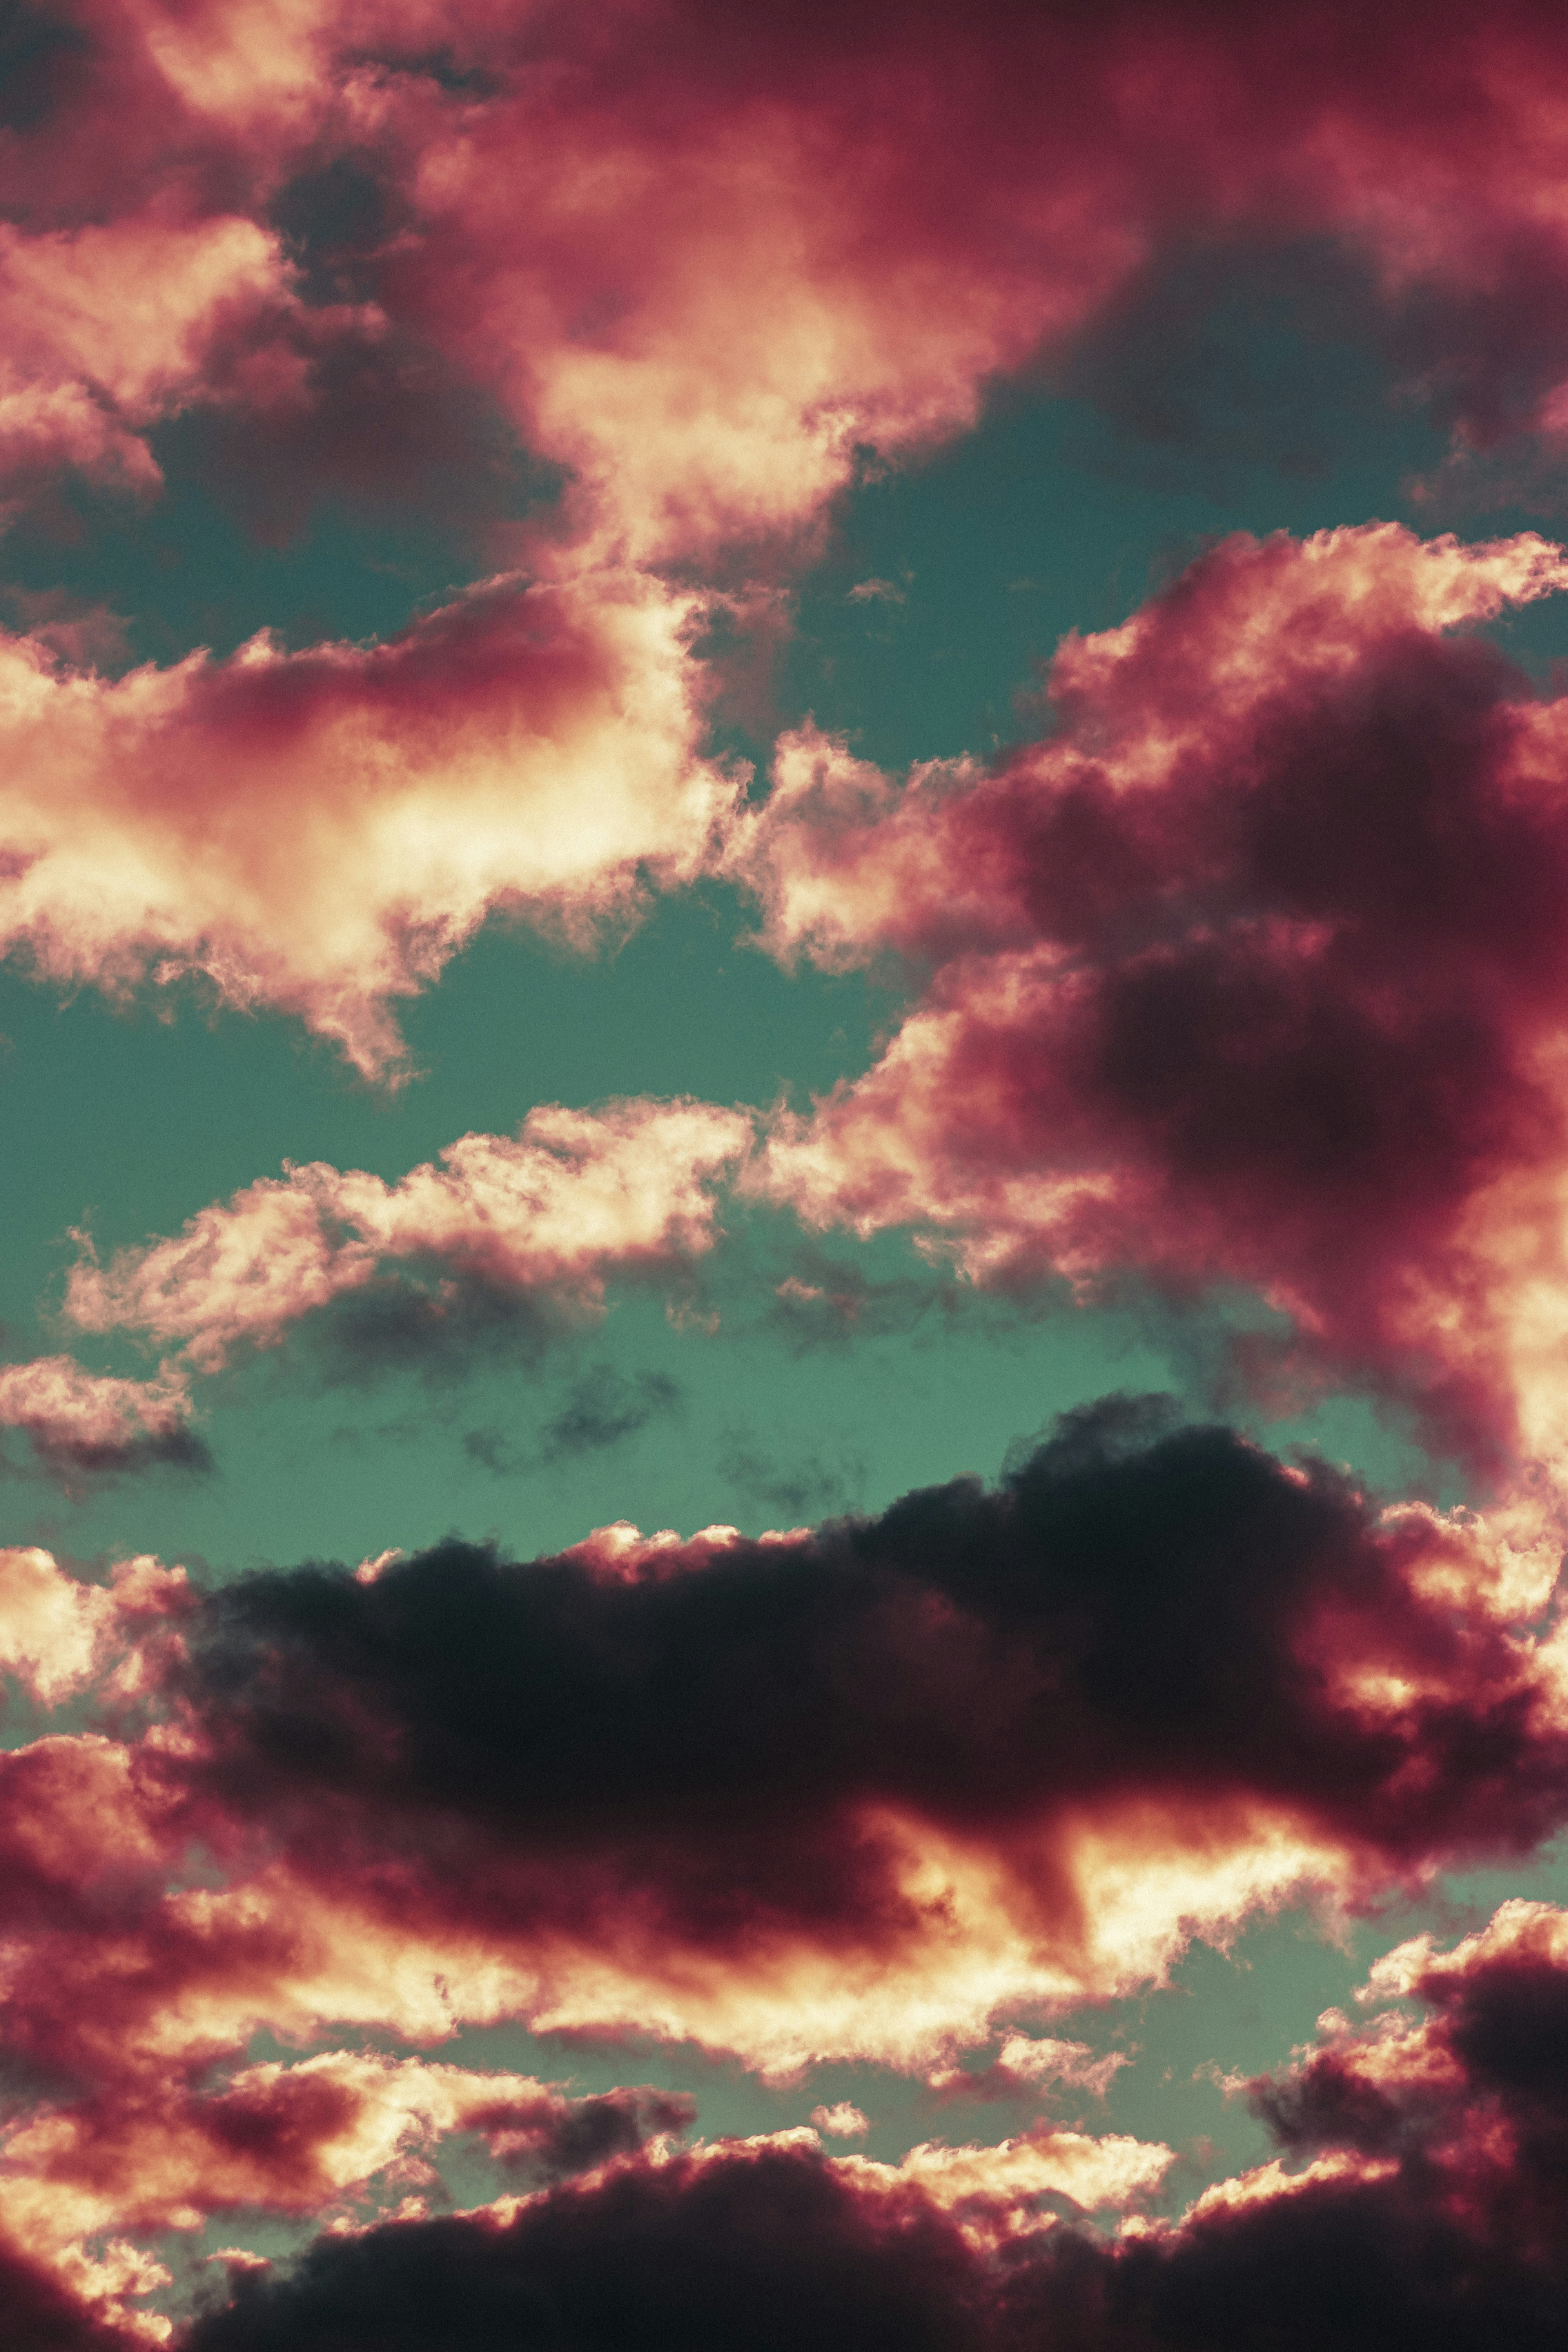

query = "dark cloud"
475;2084;697;2182
167;1398;1568;1975
717;1433;865;1523
536;1368;682;1466
185;1909;1568;2352
463;1367;682;1475
0;2232;130;2352
188;2141;980;2352
754;523;1568;1468
308;1274;561;1388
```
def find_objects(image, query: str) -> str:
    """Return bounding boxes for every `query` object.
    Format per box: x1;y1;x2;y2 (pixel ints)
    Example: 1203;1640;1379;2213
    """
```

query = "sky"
6;2;1568;2345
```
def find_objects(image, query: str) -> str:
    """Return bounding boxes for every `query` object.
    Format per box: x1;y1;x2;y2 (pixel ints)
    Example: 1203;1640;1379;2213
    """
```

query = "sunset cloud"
178;1900;1568;2352
65;1098;752;1370
0;211;379;504
81;1402;1556;2074
0;571;737;1075
13;11;1568;2345
750;524;1568;1470
0;1356;203;1483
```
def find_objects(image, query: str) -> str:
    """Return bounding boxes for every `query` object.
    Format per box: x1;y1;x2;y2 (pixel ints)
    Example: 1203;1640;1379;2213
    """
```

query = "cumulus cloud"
16;5;1568;1067
0;572;739;1076
16;2;1568;565
0;1416;1565;2339
96;1399;1562;2074
927;2034;1132;2107
0;1545;189;1710
744;524;1568;1471
0;211;380;505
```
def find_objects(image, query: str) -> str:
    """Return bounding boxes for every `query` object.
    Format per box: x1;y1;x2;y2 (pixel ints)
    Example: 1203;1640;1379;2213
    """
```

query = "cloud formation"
15;12;1568;2345
0;1357;204;1483
182;1901;1568;2352
746;523;1568;1470
0;573;737;1076
65;1098;750;1372
15;4;1568;1060
113;1400;1563;2074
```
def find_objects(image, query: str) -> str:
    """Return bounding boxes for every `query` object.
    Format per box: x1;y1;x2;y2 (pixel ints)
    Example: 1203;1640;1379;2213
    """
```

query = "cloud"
0;1356;207;1485
463;1368;683;1477
717;1433;864;1523
0;1416;1564;2336
0;1545;189;1710
536;1368;681;1463
321;0;1568;564
116;1398;1568;2073
65;1099;752;1372
809;2102;868;2137
185;2138;987;2352
0;572;739;1077
0;2039;693;2346
927;2035;1131;2107
18;8;1568;1073
0;209;379;505
744;524;1568;1471
181;1895;1568;2352
19;5;1568;571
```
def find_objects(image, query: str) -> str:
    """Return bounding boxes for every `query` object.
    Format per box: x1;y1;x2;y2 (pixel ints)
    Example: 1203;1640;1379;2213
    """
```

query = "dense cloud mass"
183;1903;1568;2352
112;1403;1568;2071
750;523;1568;1468
2;1407;1566;2341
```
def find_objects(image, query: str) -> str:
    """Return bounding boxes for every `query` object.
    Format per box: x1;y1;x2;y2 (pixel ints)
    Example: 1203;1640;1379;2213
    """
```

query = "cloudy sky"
5;3;1568;2345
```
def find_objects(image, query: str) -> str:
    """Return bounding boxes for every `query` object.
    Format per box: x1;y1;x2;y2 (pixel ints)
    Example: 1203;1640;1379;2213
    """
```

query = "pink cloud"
65;1097;752;1368
0;1423;1563;2338
0;211;377;503
16;5;1568;570
18;8;1568;1074
0;571;739;1075
926;2034;1132;2107
0;1357;202;1483
0;1545;189;1710
310;3;1568;563
746;524;1568;1468
0;1412;1556;2111
95;1408;1561;2076
174;1908;1568;2352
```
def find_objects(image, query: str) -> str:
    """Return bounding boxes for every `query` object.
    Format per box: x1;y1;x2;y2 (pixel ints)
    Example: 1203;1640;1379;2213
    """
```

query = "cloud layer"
183;1896;1568;2352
